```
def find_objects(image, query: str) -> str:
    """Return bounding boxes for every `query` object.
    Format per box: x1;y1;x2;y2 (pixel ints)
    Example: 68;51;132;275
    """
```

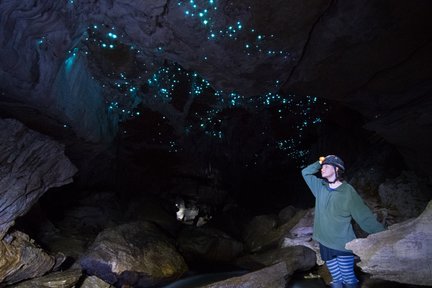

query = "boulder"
80;221;188;287
346;200;432;286
80;275;114;288
0;231;60;285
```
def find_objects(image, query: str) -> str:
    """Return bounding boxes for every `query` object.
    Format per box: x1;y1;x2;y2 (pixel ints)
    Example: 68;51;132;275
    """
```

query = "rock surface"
201;262;288;288
12;269;82;288
0;118;77;239
378;171;430;220
346;200;432;286
80;275;114;288
0;231;58;285
236;245;316;273
80;221;188;287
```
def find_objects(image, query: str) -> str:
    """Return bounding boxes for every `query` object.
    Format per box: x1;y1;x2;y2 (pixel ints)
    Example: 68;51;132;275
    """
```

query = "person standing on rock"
301;155;385;288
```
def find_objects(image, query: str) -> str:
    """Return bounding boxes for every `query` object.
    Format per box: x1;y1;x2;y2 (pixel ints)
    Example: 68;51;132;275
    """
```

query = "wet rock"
80;221;187;287
0;119;77;238
0;231;58;285
346;200;432;286
201;262;288;288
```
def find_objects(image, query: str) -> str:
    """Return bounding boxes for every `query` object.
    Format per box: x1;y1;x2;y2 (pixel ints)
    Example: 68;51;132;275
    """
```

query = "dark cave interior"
1;1;431;287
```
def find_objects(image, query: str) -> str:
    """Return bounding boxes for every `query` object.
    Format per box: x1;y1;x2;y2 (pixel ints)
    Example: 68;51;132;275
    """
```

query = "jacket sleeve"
301;161;322;197
349;189;385;234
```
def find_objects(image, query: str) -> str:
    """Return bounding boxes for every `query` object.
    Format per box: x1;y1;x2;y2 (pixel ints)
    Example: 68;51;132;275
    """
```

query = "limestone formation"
346;200;432;286
0;231;58;285
0;118;77;239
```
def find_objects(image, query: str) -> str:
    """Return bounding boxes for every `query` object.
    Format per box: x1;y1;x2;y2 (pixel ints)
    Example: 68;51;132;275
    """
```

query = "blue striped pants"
326;255;359;285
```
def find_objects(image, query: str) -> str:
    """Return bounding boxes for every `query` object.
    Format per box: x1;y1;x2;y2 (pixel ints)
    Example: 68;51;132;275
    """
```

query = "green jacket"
301;161;385;252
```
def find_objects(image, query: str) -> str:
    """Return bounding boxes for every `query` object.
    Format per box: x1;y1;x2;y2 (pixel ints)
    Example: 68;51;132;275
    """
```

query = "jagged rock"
177;226;243;267
80;275;114;288
11;269;82;288
80;221;188;287
0;118;77;238
201;262;288;288
0;231;58;285
346;200;432;286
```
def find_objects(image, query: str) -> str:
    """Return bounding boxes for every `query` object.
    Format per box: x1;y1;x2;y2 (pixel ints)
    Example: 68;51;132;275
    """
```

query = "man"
301;155;385;288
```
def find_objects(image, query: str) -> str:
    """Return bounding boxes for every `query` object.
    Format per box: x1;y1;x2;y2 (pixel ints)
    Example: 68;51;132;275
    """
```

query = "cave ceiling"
0;0;431;177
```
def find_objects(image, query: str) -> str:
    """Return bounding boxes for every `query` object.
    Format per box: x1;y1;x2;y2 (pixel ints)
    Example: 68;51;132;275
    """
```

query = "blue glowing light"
80;19;326;161
107;32;118;39
64;47;79;72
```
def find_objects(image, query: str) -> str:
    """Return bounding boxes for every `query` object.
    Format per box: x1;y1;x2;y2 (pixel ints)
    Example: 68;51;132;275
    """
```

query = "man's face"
321;164;336;179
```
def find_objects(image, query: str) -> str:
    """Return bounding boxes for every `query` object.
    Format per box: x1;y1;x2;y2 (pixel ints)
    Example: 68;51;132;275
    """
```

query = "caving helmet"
322;155;345;171
322;155;345;182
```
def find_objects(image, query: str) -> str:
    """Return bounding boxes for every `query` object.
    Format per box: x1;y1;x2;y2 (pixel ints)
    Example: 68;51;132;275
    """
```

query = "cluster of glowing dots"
147;66;184;102
105;61;326;161
82;25;147;119
78;23;324;161
176;0;289;59
85;25;120;49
